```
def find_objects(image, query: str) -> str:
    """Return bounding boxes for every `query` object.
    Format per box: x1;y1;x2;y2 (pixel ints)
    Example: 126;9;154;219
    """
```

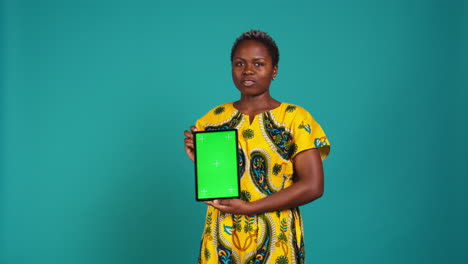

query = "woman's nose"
243;64;254;75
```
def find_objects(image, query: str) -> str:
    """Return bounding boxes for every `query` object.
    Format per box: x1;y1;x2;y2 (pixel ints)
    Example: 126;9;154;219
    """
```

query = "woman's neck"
234;93;281;117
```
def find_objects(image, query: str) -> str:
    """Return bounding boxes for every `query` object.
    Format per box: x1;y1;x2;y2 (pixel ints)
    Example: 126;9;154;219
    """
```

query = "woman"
184;30;330;264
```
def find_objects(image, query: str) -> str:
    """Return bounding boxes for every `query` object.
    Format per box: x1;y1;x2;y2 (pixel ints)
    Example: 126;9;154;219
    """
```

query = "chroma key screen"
194;130;240;201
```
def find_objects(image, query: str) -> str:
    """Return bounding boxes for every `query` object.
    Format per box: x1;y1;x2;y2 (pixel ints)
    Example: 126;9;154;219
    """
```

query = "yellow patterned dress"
195;102;330;264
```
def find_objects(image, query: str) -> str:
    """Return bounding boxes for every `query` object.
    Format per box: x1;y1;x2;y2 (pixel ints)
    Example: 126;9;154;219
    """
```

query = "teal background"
1;0;467;263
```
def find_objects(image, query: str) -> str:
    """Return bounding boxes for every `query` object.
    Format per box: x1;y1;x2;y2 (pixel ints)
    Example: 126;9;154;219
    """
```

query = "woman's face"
231;40;278;97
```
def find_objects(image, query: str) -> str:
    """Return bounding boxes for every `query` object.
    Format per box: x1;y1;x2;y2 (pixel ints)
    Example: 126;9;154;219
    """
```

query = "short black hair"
230;30;280;67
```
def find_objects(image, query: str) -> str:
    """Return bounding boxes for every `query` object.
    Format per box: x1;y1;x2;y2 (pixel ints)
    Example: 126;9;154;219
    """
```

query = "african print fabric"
195;102;330;264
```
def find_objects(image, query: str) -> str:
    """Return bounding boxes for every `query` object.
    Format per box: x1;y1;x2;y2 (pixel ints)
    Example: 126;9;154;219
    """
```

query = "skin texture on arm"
205;148;324;215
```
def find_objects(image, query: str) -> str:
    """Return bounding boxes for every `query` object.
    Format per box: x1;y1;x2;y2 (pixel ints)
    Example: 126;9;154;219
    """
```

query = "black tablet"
194;130;240;201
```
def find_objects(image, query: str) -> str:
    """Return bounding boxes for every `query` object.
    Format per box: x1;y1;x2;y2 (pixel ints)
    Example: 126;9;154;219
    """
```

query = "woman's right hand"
184;126;197;162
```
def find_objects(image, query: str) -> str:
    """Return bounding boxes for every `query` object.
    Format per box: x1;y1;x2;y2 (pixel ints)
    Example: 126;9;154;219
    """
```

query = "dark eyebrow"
233;57;265;60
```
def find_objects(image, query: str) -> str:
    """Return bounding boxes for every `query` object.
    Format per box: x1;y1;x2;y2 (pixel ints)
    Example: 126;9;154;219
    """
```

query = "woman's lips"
242;80;255;86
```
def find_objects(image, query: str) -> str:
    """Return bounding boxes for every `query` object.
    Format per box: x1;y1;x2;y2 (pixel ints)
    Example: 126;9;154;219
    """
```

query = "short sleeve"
194;106;214;131
195;118;205;132
292;108;330;161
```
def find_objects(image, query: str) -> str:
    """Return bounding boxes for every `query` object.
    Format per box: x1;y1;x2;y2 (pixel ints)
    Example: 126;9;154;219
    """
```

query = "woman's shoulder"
277;102;314;118
201;102;235;116
197;102;237;121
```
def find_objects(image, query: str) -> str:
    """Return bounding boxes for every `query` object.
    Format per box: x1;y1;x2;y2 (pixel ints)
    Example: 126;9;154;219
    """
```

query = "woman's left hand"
204;199;252;215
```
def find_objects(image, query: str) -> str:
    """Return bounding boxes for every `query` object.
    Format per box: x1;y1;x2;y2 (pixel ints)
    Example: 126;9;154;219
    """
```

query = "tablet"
194;130;240;201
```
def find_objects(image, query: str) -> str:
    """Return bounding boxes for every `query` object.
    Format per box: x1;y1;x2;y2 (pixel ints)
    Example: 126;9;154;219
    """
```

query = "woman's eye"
235;62;244;66
254;62;264;67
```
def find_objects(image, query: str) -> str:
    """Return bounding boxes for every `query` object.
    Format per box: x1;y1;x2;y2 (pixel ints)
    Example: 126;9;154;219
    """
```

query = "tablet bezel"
194;129;240;201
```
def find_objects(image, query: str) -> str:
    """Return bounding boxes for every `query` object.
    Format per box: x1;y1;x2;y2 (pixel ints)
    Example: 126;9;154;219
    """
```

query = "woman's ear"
272;65;278;80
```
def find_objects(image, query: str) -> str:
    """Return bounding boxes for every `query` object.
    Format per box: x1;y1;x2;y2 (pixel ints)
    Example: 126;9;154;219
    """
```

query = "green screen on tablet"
194;130;240;201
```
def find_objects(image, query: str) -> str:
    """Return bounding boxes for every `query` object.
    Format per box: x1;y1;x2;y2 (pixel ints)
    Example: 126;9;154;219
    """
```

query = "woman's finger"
184;130;194;138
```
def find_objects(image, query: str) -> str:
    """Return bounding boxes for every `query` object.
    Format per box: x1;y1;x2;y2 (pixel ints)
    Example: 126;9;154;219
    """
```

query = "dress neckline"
231;102;283;125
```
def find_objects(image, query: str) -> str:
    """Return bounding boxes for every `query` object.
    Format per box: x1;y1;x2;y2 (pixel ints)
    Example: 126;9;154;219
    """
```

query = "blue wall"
2;0;467;263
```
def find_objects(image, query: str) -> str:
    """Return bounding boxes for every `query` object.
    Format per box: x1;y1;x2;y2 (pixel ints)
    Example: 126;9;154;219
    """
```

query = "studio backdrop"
1;0;467;264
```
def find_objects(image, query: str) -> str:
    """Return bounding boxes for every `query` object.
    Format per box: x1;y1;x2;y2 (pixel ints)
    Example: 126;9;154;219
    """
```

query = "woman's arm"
206;148;324;215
